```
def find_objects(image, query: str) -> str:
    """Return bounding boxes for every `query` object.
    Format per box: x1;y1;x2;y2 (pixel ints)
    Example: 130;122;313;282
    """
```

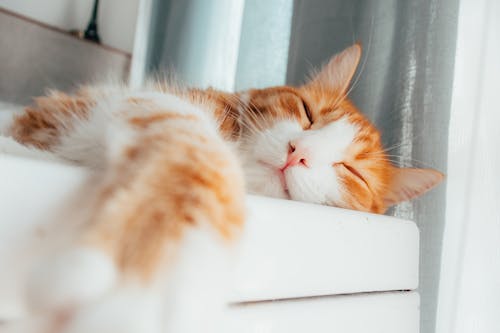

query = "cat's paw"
26;247;117;314
61;288;163;333
23;251;162;333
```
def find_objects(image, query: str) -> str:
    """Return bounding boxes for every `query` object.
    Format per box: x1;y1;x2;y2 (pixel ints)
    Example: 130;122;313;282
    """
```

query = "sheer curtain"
135;1;461;332
437;1;500;332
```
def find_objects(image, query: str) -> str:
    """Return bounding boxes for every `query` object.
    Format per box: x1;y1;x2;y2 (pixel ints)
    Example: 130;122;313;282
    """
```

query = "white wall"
0;0;139;53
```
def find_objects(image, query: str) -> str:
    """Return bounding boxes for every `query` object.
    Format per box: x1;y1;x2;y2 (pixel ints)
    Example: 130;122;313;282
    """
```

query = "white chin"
248;181;289;200
245;170;289;200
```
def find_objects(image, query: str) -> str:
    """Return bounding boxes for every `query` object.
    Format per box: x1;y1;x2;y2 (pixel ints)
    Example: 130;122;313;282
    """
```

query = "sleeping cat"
2;44;442;332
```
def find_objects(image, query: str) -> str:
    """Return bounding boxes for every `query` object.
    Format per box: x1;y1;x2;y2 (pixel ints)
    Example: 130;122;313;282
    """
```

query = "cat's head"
237;44;443;213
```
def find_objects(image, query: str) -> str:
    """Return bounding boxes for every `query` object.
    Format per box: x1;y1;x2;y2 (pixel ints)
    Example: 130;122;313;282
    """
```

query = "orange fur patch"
245;87;312;130
128;112;198;129
9;91;95;150
185;88;243;140
83;116;244;280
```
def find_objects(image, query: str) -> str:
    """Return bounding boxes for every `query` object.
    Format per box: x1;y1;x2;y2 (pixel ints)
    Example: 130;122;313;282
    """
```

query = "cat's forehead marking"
246;88;311;128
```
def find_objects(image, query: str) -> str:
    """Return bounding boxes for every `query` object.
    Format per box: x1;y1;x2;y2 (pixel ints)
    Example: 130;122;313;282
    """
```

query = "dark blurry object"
84;0;101;43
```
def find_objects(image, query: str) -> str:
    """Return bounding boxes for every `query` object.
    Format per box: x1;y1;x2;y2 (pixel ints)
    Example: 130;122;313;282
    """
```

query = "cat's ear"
306;43;362;95
384;168;444;207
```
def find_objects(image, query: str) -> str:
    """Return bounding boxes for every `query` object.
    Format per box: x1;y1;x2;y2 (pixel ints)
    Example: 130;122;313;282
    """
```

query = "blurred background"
0;0;498;332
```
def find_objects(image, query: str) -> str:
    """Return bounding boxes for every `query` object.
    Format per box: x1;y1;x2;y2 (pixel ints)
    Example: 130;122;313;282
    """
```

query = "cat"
1;44;442;332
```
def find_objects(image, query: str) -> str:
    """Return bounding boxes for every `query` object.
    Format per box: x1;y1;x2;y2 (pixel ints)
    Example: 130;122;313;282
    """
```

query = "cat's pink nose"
282;143;309;171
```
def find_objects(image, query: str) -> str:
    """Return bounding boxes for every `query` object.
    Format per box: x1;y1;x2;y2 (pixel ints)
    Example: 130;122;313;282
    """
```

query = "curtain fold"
143;0;245;90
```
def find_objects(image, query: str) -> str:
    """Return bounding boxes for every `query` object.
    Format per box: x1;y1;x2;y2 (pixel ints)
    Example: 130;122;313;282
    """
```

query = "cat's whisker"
240;117;266;139
218;106;233;127
243;104;278;140
226;113;261;137
364;154;438;169
361;140;416;156
385;156;438;169
244;100;266;128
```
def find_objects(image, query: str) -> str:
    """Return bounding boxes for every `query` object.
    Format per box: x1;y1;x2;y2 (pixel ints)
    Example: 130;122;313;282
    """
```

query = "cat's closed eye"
334;162;369;187
301;100;313;124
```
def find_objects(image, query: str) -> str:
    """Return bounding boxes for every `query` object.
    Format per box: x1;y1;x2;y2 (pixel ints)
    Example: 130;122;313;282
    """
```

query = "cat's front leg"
24;126;245;333
5;88;111;168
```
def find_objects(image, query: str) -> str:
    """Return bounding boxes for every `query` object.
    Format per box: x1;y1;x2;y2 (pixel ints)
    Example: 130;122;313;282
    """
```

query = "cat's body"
0;44;442;332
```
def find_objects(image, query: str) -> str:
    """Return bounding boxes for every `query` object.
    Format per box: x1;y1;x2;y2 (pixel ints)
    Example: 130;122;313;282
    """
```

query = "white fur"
240;121;301;198
240;116;358;205
26;247;117;313
32;227;235;333
160;227;235;333
0;106;62;162
63;287;164;333
54;110;110;169
51;90;218;170
0;88;217;170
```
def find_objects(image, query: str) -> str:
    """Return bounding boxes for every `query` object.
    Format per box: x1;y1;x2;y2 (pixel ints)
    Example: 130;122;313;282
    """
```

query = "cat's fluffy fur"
0;44;442;332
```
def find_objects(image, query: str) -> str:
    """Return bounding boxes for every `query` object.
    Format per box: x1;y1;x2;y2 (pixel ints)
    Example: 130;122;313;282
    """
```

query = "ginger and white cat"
1;44;442;332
